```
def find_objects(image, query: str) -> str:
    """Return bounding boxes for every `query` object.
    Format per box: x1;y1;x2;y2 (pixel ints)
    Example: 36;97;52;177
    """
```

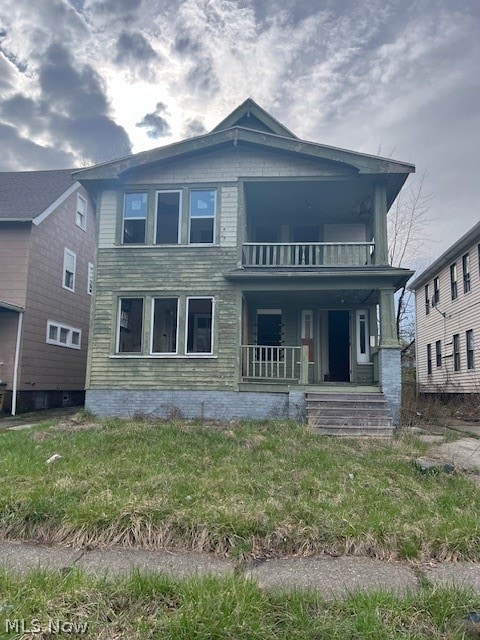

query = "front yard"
1;415;479;561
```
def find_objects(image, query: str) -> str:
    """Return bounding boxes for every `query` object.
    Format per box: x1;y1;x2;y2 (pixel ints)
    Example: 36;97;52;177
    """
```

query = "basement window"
151;298;178;354
186;297;213;354
117;298;144;353
189;190;215;244
123;192;147;244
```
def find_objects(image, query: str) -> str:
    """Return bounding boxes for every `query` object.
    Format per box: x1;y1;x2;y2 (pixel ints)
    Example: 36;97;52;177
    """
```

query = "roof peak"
210;98;298;139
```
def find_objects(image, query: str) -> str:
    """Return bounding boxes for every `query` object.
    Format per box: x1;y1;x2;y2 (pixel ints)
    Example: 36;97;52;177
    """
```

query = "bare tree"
387;171;434;343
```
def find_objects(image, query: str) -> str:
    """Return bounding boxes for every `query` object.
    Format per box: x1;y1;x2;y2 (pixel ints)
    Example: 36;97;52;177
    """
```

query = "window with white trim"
117;298;144;353
467;329;475;370
151;298;178;354
76;194;87;230
356;310;370;364
155;190;181;244
123;192;147;244
189;189;216;244
63;248;76;292
88;262;94;295
186;297;213;354
46;321;81;349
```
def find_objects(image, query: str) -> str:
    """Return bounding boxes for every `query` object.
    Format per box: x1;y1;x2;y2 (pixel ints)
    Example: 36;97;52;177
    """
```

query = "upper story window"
47;321;81;350
63;248;76;292
433;277;440;306
76;194;87;230
155;190;181;244
450;263;458;300
123;192;147;244
424;284;430;315
462;253;471;293
189;190;216;244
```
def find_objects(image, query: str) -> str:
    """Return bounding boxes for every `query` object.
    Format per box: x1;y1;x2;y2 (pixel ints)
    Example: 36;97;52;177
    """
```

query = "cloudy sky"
0;0;479;266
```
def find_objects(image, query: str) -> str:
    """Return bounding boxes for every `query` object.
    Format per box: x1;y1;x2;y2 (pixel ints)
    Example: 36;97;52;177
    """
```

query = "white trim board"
33;181;81;226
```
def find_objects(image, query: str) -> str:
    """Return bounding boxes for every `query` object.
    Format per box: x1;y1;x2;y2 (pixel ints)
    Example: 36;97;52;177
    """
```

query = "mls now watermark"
5;618;88;634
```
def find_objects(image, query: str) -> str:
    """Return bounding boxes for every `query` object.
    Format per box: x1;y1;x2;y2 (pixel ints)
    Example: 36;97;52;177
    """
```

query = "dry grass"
0;416;479;561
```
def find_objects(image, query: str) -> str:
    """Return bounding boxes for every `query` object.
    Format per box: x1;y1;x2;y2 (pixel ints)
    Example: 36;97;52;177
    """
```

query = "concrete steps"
306;391;394;437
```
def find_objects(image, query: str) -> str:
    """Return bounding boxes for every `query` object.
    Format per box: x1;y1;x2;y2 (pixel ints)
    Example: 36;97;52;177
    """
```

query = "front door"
328;310;350;382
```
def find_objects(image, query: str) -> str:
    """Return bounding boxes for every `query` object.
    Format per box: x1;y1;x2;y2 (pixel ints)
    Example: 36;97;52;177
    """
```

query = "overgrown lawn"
1;418;479;560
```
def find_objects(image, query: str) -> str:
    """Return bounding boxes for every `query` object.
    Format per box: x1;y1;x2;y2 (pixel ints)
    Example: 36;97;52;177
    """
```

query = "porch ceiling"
243;289;378;307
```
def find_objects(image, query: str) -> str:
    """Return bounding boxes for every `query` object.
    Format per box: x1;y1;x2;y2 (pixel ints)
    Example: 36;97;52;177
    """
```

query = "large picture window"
123;192;147;244
155;190;181;244
186;297;213;354
117;298;144;353
151;298;178;354
189;190;216;244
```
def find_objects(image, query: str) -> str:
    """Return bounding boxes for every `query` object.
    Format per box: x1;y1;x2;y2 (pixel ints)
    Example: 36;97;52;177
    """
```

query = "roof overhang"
0;300;24;313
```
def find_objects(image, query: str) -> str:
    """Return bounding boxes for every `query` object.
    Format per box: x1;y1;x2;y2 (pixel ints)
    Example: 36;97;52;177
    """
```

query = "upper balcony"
243;241;375;268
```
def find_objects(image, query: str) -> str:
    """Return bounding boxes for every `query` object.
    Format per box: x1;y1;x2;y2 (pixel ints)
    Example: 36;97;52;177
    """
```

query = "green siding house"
74;100;414;429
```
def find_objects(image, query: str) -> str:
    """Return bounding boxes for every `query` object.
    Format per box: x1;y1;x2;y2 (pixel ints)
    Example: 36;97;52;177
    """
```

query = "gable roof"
0;169;76;222
210;98;298;138
73;101;415;206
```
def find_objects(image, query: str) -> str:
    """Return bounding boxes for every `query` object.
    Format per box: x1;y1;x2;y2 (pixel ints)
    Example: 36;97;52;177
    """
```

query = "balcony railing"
241;345;309;383
242;242;375;268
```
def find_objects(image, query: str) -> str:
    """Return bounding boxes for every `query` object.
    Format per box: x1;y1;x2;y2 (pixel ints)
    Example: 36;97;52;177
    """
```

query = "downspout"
11;311;24;416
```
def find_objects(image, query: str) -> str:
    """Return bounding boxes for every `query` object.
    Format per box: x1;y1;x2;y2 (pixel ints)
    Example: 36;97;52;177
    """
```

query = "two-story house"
0;169;95;414
74;100;414;433
410;221;480;393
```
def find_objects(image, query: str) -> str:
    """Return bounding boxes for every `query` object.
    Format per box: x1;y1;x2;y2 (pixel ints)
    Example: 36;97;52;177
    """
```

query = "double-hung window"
450;263;458;300
462;253;471;293
433;277;440;306
435;340;442;367
123;192;147;244
427;343;432;375
466;329;475;369
425;284;430;315
453;334;460;371
76;194;87;230
189;190;216;244
63;248;76;292
155;190;181;244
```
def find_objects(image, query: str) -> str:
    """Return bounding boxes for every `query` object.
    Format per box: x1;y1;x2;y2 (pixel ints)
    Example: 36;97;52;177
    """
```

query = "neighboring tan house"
0;170;95;414
74;99;414;433
410;221;480;393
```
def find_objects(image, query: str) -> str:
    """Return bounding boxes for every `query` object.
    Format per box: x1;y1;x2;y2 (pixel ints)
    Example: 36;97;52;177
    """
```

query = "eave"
0;300;24;313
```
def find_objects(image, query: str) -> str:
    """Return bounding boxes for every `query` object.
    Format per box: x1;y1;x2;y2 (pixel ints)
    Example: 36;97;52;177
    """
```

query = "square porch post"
378;287;401;426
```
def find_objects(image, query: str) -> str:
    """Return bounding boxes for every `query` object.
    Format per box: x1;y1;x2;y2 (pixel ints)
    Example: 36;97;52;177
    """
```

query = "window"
186;297;213;354
189;189;216;244
46;321;81;349
424;284;430;315
151;298;178;354
462;253;471;293
356;310;370;364
88;263;94;295
435;340;442;367
427;343;432;375
155;190;181;244
117;298;144;353
76;194;87;230
123;192;147;244
467;329;475;369
450;263;458;300
453;334;460;371
63;248;76;291
433;277;440;306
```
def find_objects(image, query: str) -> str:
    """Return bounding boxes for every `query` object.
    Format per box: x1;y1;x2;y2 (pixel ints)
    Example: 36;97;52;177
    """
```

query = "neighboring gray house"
74;100;414;433
410;221;480;393
0;170;95;414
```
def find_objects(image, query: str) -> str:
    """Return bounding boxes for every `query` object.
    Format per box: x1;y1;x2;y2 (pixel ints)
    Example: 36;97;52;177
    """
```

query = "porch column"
373;181;389;265
378;288;401;426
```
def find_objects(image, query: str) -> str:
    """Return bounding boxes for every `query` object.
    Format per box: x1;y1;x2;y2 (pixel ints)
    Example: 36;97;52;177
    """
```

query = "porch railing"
242;242;375;267
241;345;309;383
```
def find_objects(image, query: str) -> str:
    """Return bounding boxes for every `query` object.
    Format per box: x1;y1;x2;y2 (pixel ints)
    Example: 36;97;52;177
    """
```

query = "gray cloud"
136;102;171;139
88;0;142;14
0;122;74;170
182;117;207;138
115;30;157;64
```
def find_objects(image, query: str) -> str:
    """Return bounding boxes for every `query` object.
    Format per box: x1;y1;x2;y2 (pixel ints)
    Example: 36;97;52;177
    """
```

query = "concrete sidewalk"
1;541;480;598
